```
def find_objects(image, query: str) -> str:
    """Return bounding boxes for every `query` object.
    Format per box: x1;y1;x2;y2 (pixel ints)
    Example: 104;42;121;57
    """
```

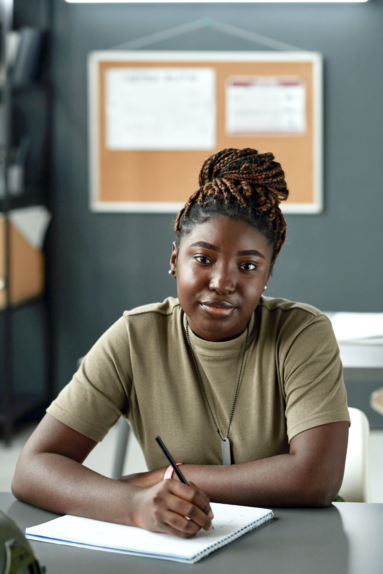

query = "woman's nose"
209;265;235;294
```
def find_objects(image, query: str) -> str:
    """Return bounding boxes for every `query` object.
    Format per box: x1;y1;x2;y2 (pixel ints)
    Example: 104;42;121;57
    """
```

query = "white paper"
106;67;216;150
226;76;306;135
9;206;51;250
328;313;383;342
25;503;273;564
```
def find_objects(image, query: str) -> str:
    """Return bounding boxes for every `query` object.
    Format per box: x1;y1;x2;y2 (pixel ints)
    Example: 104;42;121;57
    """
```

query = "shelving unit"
0;0;53;442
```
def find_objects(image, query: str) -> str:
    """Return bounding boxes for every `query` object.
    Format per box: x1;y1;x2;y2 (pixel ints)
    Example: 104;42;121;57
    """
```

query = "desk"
1;493;383;574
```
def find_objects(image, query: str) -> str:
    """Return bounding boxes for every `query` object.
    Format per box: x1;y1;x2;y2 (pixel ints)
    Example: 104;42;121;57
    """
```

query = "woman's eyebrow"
189;242;265;260
237;249;265;259
190;241;219;251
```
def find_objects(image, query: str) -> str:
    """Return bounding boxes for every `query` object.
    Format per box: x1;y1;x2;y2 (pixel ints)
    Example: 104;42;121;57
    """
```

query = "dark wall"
51;0;383;392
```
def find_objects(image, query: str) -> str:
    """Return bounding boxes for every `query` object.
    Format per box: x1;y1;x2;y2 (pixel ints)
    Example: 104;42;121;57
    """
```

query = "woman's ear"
264;269;272;290
169;242;178;277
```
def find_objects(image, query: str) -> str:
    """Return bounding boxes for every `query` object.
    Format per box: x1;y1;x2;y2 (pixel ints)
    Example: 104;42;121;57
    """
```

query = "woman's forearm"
182;453;336;508
180;423;348;508
12;452;141;525
12;414;215;538
12;451;214;538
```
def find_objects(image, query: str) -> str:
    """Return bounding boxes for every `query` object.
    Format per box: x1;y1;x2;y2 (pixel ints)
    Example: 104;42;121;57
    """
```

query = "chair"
77;356;131;480
111;418;131;480
338;407;371;503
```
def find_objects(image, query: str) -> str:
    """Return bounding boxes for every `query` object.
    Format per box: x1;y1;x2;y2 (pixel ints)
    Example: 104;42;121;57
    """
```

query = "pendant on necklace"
221;437;231;466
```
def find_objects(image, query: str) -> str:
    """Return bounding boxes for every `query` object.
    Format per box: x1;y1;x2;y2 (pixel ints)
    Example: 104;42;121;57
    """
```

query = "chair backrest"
339;407;371;502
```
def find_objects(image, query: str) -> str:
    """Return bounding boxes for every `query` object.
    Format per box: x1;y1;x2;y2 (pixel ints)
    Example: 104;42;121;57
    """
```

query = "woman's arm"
12;414;213;538
126;421;349;508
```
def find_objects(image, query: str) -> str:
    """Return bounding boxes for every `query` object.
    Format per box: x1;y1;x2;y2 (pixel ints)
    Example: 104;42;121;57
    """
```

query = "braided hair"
174;148;289;265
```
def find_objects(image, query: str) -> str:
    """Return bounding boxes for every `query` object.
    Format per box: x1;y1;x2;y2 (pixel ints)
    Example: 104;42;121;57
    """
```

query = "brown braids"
174;148;289;263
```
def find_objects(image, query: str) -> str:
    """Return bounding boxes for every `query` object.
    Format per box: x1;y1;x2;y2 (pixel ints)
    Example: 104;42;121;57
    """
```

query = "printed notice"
226;76;306;135
106;68;216;150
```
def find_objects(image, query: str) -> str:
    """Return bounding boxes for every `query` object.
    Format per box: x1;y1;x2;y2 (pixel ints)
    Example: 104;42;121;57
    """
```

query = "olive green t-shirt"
47;296;350;471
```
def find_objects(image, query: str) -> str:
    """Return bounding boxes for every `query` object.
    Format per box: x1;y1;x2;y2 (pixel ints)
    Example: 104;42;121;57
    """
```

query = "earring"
168;270;173;275
264;285;267;290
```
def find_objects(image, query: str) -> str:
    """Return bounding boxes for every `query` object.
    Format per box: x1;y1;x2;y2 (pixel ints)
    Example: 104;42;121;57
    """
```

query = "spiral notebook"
25;503;273;564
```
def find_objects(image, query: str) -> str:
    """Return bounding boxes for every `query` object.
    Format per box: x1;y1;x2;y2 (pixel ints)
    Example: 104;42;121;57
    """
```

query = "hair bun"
199;148;288;206
198;149;239;186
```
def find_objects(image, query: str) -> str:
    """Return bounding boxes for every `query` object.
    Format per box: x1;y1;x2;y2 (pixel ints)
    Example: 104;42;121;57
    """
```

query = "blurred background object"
371;388;383;417
0;0;52;443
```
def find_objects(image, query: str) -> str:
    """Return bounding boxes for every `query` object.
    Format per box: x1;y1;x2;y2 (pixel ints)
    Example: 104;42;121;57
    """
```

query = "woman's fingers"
169;480;214;521
136;479;214;538
162;510;203;538
166;491;213;532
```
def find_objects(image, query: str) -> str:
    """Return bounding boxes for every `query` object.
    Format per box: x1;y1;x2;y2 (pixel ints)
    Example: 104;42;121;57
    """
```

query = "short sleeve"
47;317;132;442
282;314;350;442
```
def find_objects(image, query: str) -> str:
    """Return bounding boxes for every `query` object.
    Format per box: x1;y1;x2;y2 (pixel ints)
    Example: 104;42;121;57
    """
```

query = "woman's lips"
199;302;236;318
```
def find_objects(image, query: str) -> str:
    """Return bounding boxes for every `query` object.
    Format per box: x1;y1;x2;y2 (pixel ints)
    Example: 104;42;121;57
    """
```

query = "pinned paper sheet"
226;76;306;135
9;206;51;250
329;313;383;342
106;67;216;150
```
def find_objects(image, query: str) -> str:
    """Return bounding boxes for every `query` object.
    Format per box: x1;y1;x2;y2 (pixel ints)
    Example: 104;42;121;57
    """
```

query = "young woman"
13;148;350;539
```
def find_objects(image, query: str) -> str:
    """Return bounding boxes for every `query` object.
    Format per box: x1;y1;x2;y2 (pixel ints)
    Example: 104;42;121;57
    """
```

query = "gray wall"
51;0;383;392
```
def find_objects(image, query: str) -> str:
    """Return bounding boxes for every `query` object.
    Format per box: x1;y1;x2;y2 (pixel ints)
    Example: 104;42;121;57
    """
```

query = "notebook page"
25;503;273;564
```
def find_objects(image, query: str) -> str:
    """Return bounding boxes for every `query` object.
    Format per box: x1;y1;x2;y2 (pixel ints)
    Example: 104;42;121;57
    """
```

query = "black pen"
155;436;189;484
155;435;214;530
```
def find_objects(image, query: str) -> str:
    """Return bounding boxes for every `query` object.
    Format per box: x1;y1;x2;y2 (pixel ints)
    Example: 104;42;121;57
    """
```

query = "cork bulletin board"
88;52;323;213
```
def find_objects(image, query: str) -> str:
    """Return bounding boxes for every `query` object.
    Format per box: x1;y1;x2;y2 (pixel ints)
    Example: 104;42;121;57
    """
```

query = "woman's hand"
120;468;166;488
131;480;214;538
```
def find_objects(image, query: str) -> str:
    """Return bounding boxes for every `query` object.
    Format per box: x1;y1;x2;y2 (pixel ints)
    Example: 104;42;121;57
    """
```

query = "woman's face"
170;216;272;342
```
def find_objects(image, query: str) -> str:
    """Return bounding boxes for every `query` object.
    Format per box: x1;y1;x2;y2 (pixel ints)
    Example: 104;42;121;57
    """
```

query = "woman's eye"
195;255;211;265
240;262;257;271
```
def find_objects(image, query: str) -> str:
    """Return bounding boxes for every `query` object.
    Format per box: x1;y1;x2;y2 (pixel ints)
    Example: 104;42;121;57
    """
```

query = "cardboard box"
0;213;44;308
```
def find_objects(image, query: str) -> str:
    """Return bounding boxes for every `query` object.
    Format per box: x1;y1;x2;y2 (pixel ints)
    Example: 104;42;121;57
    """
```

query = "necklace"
185;320;249;466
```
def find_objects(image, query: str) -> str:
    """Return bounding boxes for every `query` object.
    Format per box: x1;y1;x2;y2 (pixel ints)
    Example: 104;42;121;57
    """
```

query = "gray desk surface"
1;494;383;574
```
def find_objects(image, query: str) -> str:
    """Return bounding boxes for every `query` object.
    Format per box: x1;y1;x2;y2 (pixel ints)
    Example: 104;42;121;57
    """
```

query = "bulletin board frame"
88;51;323;213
